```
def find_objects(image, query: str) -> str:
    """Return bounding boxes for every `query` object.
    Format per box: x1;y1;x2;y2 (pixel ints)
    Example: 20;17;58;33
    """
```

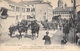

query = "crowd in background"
59;18;80;46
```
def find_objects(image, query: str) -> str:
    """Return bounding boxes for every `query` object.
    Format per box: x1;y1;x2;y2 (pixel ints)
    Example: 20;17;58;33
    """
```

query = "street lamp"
69;7;74;25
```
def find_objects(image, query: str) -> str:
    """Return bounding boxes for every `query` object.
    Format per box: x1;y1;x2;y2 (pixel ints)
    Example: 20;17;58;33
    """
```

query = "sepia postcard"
0;0;80;51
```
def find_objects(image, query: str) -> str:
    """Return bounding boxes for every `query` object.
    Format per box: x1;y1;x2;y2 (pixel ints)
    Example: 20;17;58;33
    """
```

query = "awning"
0;0;12;10
52;15;61;20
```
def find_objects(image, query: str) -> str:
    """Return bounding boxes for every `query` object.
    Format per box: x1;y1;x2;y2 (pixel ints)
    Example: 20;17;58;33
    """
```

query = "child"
61;37;67;45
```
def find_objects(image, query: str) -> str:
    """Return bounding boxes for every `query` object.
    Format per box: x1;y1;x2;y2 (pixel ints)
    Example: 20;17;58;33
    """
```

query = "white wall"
1;17;16;33
35;4;48;21
47;5;53;22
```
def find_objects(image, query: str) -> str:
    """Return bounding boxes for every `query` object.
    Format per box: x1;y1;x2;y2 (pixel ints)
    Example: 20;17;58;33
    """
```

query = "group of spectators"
60;18;80;46
61;19;71;45
75;22;80;46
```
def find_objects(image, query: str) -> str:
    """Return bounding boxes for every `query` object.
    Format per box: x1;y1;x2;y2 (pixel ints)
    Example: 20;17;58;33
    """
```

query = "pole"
0;18;1;44
73;0;76;43
0;7;2;36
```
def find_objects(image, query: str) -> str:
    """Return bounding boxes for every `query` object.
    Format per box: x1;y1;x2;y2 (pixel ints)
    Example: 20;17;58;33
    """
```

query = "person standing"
77;37;80;46
43;32;51;45
76;32;80;44
63;24;70;41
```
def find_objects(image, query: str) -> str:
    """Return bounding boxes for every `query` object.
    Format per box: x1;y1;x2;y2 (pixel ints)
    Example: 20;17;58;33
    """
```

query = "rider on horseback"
30;20;40;40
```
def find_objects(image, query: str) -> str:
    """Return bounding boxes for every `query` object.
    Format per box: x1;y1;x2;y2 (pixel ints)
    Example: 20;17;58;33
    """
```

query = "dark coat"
76;35;79;44
78;39;80;45
61;40;67;44
63;25;69;34
31;23;40;34
43;35;51;45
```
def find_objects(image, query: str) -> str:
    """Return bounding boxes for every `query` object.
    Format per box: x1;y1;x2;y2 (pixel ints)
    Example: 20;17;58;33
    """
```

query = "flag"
71;0;74;3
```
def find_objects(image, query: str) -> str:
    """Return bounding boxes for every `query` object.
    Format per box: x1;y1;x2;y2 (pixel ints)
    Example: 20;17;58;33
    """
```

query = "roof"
19;1;53;7
53;7;74;12
4;0;25;7
4;0;52;7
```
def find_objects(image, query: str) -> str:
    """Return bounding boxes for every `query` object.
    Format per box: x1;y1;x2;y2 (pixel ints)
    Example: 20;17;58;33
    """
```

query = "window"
67;12;69;14
61;12;63;14
58;12;59;14
9;5;15;10
12;6;15;10
55;12;56;14
63;12;65;14
32;5;34;6
62;15;64;17
55;12;57;14
22;8;25;12
31;8;35;12
62;12;63;14
66;15;68;17
27;15;30;19
44;12;46;15
53;12;54;14
16;7;19;12
54;12;56;14
27;15;35;19
65;12;69;14
27;5;29;6
56;12;58;14
69;15;71;17
26;8;30;12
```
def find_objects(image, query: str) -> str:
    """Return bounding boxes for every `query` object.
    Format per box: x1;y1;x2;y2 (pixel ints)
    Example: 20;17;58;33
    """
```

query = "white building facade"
35;2;53;22
19;1;53;22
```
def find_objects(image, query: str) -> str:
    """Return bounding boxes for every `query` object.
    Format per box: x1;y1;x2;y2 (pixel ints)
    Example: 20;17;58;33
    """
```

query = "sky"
11;0;80;11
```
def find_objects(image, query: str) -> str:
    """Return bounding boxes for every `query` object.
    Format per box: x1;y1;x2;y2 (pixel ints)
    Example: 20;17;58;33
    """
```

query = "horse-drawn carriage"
9;20;40;40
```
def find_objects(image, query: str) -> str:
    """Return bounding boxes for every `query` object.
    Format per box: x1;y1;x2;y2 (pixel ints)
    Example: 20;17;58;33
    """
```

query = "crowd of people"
43;18;80;45
60;18;80;46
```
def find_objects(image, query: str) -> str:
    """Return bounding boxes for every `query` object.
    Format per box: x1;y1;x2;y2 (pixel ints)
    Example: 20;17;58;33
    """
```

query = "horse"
9;25;18;37
9;20;28;39
28;21;40;40
17;22;28;38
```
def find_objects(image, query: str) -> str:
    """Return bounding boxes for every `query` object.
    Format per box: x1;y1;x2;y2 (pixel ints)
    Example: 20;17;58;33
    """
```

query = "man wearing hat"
43;31;51;45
